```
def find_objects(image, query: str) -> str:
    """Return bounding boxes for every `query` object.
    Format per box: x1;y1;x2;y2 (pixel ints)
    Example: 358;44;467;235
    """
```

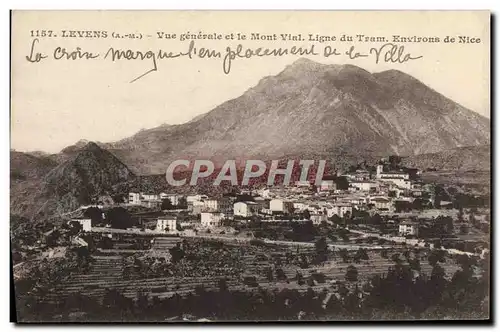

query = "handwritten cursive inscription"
222;44;318;74
25;38;423;83
370;43;423;64
25;39;47;63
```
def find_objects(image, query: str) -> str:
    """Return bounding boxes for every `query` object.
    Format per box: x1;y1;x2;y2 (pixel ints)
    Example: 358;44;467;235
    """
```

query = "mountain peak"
374;68;421;86
280;58;325;76
61;139;103;154
291;57;318;66
101;63;489;174
82;141;102;152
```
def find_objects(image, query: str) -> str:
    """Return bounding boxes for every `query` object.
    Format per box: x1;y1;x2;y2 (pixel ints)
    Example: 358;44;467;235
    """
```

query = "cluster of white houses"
70;163;428;235
128;192;183;209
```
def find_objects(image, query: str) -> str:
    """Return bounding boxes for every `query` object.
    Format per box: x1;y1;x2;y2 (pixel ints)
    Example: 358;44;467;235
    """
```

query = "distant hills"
10;151;57;181
11;143;135;221
402;145;491;172
10;59;490;220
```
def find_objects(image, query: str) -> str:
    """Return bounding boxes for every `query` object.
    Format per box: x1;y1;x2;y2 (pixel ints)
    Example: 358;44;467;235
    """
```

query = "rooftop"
400;221;419;226
381;171;408;175
371;197;390;202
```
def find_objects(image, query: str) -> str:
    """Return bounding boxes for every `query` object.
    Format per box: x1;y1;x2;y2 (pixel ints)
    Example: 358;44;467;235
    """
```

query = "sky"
11;11;490;153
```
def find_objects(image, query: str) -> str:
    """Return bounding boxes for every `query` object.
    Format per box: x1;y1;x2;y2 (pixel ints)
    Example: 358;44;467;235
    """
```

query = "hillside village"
57;156;488;245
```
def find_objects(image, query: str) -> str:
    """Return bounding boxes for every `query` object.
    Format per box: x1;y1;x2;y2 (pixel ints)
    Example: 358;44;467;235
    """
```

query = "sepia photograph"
9;10;491;322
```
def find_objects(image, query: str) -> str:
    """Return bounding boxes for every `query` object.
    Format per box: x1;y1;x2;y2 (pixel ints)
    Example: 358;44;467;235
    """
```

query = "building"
295;180;311;187
234;201;259;217
156;217;177;233
349;181;374;192
128;192;163;207
71;219;92;232
160;193;181;206
143;199;162;209
293;202;308;211
376;165;410;180
257;188;272;199
311;213;328;225
128;192;141;205
270;199;295;214
142;193;159;201
378;177;412;190
346;196;367;206
187;195;205;204
371;197;391;211
399;221;419;236
253;197;270;211
327;204;353;218
353;170;371;181
203;199;219;212
190;201;205;215
318;180;336;192
218;197;235;215
202;197;233;214
201;212;225;228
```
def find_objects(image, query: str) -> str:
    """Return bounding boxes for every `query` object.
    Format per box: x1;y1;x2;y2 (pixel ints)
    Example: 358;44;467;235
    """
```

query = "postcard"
10;10;490;322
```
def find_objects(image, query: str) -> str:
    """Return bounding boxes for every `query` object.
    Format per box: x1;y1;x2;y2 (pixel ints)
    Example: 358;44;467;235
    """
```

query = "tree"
380;249;388;259
45;229;61;247
355;248;369;261
335;176;349;190
469;211;480;228
428;250;446;266
433;239;442;249
338;248;349;263
296;271;304;285
459;224;469;235
370;213;383;226
388;155;402;168
434;185;448;208
218;278;228;292
291;220;316;242
395;200;412;213
112;194;125;204
77;188;91;205
409;258;421;271
458;207;465;223
169;243;185;264
266;267;274;282
177;196;188;209
161;198;174;210
99;236;113;249
276;268;287;281
345;265;358;282
329;214;342;226
83;207;103;226
68;220;83;236
107;207;133;229
391;253;402;264
413;198;429;210
314;237;329;263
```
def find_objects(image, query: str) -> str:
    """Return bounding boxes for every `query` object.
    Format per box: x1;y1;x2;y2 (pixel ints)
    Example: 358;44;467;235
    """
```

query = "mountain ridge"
10;143;136;221
95;59;489;174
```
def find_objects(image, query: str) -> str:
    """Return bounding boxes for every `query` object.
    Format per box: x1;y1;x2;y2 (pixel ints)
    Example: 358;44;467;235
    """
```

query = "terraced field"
36;238;462;306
